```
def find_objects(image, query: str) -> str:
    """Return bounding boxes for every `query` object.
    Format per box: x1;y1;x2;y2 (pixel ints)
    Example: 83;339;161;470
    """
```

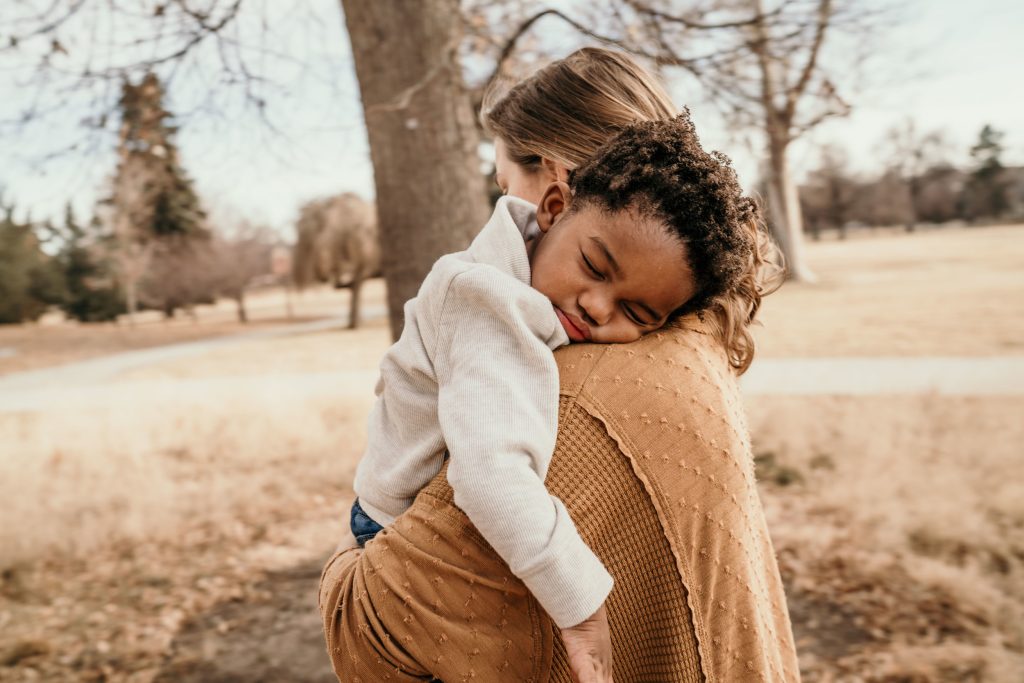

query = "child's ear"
536;181;571;234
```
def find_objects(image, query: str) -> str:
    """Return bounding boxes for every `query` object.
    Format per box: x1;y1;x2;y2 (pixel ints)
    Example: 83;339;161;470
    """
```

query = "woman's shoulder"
554;315;726;399
554;315;748;463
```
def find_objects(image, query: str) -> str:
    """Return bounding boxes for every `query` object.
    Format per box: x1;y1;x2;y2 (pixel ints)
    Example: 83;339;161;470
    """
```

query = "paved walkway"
0;308;383;391
0;311;387;413
1;313;1022;413
741;356;1024;396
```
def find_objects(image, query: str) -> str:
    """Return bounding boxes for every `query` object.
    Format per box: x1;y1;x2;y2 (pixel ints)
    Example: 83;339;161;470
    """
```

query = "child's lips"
555;307;590;342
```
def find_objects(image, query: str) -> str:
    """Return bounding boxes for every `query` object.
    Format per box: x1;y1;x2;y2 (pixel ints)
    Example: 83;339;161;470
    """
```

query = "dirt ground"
2;225;1023;682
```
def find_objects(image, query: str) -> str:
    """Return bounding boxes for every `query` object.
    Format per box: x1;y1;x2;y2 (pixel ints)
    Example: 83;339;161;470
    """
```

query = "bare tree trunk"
125;279;138;327
235;294;248;323
747;0;823;283
348;277;362;330
906;177;920;232
119;242;152;327
766;136;816;282
340;0;491;339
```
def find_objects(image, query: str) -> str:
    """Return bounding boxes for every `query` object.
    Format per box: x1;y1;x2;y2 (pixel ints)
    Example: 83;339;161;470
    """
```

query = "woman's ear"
541;157;570;184
536;181;572;234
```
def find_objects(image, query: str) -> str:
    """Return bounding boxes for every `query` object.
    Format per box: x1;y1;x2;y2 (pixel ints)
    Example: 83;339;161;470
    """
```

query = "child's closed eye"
623;305;648;326
582;253;605;280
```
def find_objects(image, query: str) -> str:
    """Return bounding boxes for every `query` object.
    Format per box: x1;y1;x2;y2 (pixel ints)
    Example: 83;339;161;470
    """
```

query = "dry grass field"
752;396;1024;681
753;224;1024;357
0;224;1022;681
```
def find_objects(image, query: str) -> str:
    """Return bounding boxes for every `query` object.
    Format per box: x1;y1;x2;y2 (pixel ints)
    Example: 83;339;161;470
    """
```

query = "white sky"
1;0;1021;237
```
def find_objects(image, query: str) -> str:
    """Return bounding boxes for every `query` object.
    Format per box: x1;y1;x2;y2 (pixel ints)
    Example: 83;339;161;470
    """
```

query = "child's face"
530;182;695;344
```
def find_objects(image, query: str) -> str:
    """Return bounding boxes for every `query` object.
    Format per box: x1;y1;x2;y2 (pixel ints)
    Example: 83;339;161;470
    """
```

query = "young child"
350;113;758;630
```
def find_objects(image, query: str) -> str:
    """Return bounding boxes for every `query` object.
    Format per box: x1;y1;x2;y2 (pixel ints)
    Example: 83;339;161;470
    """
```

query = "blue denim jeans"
350;498;385;548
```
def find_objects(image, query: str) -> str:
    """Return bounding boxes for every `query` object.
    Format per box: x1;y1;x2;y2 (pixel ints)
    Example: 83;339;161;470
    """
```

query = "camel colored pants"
318;480;556;682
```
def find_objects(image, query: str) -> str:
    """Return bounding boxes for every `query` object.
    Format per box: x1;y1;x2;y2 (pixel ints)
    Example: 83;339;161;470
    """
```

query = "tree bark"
749;0;820;283
348;277;362;330
766;134;816;282
905;176;920;232
340;0;491;339
235;294;248;323
125;279;138;327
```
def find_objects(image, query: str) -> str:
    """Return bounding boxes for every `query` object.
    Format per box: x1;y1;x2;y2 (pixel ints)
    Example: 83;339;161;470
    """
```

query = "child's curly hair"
568;111;785;373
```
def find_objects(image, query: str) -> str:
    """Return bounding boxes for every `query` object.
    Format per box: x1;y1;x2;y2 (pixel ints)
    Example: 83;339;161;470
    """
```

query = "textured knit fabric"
320;495;554;682
320;321;800;682
352;194;612;628
543;401;703;682
558;322;800;682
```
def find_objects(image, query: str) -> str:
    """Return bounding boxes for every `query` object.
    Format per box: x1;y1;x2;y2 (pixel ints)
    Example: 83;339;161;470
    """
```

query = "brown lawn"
754;223;1024;357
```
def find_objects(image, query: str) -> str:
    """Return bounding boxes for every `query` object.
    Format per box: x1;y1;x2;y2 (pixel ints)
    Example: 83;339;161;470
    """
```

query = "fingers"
562;603;614;683
568;659;611;683
563;637;613;683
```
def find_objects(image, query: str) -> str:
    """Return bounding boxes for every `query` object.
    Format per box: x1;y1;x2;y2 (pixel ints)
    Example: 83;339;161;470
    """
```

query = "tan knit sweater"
320;319;800;682
551;320;800;681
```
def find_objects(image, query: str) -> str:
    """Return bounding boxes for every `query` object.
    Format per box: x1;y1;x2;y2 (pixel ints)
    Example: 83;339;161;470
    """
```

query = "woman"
320;48;798;682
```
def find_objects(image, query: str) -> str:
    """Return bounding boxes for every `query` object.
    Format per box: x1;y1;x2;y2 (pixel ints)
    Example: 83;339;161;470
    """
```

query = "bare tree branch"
365;35;461;114
92;0;244;77
4;0;88;49
0;0;352;194
623;0;782;31
786;0;831;120
482;7;699;89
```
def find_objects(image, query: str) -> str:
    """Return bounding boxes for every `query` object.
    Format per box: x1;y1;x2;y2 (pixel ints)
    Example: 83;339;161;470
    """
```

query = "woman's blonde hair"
482;47;676;169
482;47;784;374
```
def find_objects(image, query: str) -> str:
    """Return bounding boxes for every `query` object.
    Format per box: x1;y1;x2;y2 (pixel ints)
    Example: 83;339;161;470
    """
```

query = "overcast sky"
1;0;1021;236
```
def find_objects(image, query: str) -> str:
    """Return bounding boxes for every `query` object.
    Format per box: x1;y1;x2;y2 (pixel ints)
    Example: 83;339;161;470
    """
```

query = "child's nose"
580;292;614;326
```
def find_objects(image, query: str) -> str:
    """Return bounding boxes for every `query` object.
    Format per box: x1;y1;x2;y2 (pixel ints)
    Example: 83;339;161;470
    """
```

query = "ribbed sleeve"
352;196;611;630
435;269;613;628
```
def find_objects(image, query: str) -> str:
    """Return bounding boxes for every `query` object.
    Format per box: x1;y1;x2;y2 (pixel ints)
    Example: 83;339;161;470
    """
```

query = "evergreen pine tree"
108;72;208;320
0;201;65;323
113;74;205;238
56;203;124;322
963;125;1011;220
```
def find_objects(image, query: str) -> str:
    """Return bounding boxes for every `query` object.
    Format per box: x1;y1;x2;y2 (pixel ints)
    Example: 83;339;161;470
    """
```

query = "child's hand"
560;603;614;683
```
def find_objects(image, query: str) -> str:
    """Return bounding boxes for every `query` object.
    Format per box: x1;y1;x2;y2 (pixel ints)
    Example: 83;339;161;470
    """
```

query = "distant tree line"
0;69;384;328
0;200;119;325
0;73;278;325
0;195;280;326
800;123;1022;238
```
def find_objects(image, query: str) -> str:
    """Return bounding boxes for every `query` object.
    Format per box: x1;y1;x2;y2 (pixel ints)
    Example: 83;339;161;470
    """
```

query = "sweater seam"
575;388;713;683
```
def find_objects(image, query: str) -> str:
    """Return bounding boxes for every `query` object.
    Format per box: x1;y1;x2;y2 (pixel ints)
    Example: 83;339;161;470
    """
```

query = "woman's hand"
560;603;614;683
